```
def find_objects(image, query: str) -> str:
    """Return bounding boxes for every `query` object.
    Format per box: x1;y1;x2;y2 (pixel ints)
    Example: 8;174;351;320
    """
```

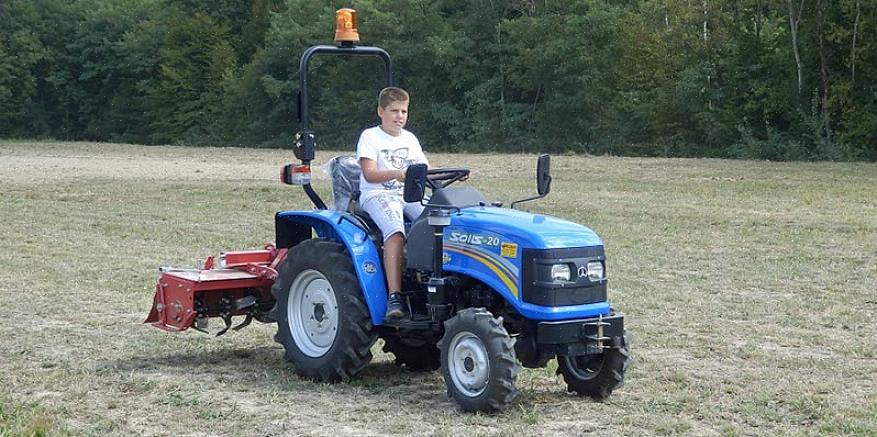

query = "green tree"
142;11;237;144
0;1;45;136
1;0;875;160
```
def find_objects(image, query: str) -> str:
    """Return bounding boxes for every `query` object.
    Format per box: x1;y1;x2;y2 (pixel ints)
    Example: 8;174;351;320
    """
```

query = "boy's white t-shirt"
356;126;428;201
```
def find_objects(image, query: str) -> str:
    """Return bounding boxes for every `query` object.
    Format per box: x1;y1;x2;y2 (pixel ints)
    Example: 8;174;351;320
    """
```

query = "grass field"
1;141;875;436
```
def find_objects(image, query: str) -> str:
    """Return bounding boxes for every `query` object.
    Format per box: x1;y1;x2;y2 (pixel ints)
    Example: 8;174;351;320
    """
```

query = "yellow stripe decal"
445;245;519;299
445;242;518;280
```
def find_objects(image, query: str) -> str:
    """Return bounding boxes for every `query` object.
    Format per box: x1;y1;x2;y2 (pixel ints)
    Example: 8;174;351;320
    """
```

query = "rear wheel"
272;239;376;382
557;331;631;400
439;308;520;412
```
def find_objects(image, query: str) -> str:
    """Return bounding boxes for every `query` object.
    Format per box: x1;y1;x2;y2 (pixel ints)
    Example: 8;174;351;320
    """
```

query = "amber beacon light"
334;8;360;44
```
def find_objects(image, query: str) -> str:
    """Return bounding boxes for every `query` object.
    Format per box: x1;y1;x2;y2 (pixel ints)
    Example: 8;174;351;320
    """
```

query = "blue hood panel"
450;206;603;249
437;206;609;320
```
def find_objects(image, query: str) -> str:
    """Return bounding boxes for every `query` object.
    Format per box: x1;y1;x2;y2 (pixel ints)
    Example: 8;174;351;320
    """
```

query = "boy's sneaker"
385;293;406;320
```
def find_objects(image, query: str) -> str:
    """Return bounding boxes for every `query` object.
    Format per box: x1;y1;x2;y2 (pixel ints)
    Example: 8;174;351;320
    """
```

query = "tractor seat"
326;156;384;243
347;189;384;242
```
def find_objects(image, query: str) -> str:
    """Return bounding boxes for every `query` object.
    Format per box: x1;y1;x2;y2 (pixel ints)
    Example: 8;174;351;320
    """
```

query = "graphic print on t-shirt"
379;147;411;189
380;147;409;169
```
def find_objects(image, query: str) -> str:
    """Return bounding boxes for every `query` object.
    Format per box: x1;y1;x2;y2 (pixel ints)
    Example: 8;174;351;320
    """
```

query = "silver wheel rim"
287;269;338;357
448;331;489;397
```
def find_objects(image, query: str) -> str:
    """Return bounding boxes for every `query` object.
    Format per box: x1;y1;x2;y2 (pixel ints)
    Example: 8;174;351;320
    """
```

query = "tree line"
1;0;874;160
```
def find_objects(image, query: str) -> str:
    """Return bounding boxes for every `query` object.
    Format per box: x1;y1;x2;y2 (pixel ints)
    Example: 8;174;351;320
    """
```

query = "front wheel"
439;308;520;413
272;239;376;382
557;331;631;400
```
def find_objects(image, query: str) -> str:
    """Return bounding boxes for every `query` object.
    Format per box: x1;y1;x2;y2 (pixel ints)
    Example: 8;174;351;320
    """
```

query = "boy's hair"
378;87;409;109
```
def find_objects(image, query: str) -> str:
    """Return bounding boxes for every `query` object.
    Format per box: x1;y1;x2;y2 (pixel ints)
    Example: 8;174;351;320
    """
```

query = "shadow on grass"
103;344;583;415
103;346;448;400
105;346;619;417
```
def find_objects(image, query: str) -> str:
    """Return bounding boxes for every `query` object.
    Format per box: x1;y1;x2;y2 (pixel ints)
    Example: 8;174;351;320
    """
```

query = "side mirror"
510;154;552;209
536;154;551;196
403;164;428;203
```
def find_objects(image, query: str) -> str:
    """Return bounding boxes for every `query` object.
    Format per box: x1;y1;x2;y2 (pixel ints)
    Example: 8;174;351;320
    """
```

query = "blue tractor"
271;12;630;413
146;10;630;413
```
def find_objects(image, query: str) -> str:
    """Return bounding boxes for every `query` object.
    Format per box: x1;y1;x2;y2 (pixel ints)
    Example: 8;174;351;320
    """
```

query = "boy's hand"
397;169;405;182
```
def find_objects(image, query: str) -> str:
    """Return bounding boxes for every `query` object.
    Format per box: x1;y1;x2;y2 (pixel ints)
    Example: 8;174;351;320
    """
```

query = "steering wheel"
425;168;470;189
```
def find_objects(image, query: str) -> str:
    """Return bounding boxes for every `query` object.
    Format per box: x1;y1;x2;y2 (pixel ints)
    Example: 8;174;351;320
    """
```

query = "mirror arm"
510;154;551;210
510;193;546;210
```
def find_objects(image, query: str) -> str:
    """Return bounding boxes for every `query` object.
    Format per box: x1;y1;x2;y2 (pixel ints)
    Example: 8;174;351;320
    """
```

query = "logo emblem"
577;266;587;278
363;261;377;274
500;242;518;258
442;252;451;264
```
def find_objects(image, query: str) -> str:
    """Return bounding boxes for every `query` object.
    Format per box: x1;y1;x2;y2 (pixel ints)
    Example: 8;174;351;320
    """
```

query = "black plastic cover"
427;187;487;208
406;188;488;271
274;213;313;249
520;246;608;306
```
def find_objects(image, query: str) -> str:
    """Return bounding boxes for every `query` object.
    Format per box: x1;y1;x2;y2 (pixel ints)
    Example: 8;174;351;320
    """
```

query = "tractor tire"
272;239;377;382
557;331;631;400
439;308;520;413
382;335;441;371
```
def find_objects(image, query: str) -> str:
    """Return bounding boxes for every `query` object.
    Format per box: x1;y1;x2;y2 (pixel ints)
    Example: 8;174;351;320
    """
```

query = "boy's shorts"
360;191;425;242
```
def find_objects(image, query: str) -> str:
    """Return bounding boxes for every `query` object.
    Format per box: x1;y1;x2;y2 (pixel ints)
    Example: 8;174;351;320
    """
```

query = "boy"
356;87;428;320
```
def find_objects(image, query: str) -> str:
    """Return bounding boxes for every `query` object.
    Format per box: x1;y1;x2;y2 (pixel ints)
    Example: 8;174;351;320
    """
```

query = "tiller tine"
216;314;234;337
210;312;254;337
233;313;254;332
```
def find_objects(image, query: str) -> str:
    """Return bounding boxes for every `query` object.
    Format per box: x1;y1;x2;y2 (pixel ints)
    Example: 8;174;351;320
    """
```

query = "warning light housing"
334;8;360;45
281;164;311;185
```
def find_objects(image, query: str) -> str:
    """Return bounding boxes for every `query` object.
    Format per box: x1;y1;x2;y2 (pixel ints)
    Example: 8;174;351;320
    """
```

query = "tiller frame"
145;244;287;335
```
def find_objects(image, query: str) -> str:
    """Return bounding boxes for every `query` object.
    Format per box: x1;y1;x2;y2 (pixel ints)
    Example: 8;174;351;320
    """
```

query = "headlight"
586;261;604;281
550;264;571;281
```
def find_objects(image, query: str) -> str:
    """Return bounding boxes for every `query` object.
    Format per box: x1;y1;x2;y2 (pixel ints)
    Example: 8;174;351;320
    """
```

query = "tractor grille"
520;246;608;307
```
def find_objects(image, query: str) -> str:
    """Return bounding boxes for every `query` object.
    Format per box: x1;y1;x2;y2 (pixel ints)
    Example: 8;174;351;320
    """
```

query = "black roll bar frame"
294;44;394;210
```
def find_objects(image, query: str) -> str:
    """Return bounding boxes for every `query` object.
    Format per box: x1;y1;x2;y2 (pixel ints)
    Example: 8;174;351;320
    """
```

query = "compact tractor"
145;9;630;413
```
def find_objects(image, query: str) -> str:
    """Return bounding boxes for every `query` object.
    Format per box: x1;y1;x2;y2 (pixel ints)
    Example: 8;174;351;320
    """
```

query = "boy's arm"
359;158;406;183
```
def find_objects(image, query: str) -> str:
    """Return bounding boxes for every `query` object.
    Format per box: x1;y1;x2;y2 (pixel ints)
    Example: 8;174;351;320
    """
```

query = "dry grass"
1;141;875;436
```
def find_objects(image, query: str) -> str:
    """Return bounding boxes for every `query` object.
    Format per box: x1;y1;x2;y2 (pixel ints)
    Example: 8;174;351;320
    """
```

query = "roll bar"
293;44;394;210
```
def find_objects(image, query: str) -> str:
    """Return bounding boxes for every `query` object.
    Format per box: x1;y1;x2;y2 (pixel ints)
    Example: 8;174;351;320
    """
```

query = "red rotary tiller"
145;245;287;335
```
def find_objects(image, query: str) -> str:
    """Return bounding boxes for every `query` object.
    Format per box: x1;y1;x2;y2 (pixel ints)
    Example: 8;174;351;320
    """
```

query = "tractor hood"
447;206;603;249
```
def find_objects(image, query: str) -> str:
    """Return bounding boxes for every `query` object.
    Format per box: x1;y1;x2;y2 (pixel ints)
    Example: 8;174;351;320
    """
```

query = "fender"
275;210;389;325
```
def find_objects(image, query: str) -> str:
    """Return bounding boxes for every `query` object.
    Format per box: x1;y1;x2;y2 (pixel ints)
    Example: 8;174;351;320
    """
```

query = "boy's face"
377;100;408;136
